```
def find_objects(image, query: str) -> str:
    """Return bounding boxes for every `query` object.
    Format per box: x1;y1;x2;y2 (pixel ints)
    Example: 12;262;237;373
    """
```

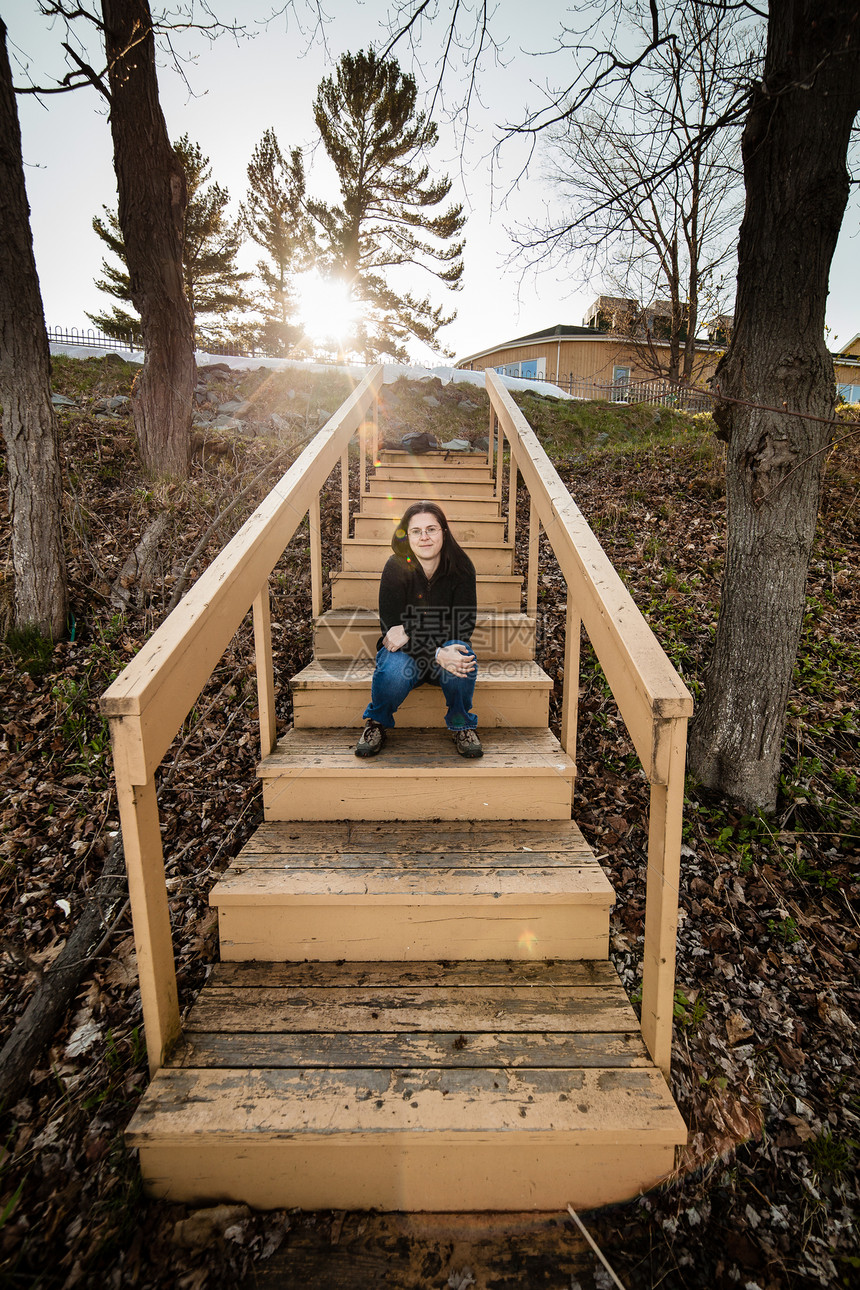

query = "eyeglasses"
407;525;441;539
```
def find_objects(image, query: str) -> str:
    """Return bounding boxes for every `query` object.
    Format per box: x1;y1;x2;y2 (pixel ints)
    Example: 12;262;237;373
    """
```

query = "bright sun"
295;272;358;349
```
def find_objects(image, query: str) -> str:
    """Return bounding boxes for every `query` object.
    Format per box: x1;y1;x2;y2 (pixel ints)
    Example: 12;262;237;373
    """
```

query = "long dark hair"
391;501;472;577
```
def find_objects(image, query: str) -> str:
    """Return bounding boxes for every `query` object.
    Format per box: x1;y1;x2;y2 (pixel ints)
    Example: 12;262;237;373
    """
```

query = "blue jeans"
362;639;479;731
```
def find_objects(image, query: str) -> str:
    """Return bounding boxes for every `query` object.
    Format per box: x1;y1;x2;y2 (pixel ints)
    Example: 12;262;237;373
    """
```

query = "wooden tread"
257;728;576;821
290;657;551;729
340;537;514;575
353;513;506;544
313;608;537;661
358;494;503;519
331;570;522;611
209;819;612;961
367;478;497;499
372;463;494;484
126;959;687;1211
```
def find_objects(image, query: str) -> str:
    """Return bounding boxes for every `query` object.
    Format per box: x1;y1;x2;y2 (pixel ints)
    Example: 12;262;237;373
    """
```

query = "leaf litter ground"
0;360;857;1288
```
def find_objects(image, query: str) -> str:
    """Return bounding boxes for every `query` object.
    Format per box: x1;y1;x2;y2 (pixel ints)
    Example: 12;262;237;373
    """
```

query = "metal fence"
532;372;714;412
47;325;261;359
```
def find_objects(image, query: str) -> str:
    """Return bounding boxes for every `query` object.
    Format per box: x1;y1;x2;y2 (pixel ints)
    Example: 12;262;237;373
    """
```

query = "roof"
457;323;606;366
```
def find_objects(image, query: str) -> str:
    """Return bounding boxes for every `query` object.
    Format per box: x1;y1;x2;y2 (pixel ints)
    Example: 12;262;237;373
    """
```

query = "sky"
6;1;860;365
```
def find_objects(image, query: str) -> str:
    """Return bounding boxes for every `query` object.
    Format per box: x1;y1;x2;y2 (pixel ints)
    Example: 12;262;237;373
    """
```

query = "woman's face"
406;510;444;564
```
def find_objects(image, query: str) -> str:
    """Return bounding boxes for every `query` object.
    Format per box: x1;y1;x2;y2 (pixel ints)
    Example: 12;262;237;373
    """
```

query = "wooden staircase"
124;445;687;1211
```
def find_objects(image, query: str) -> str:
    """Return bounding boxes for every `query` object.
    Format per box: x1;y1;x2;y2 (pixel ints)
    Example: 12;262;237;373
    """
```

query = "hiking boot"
452;727;483;758
355;721;386;757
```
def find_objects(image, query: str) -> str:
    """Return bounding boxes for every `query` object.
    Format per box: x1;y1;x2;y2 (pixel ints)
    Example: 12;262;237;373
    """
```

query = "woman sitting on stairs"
354;500;483;759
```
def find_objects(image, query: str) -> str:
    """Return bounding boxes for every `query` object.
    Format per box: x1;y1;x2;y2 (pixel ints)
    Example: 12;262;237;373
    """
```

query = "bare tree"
27;1;246;478
383;0;860;814
519;3;746;381
0;19;67;641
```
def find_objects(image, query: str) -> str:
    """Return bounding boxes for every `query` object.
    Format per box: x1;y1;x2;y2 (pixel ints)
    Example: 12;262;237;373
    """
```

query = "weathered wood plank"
209;960;621;988
210;865;611;901
290;658;552;689
126;1065;685;1140
230;820;593;856
331;571;522;612
171;1029;650;1070
258;727;575;774
184;985;637;1034
225;850;598;872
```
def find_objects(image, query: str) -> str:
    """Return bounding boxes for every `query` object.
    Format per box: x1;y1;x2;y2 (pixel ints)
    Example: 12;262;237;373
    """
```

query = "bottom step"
126;960;687;1211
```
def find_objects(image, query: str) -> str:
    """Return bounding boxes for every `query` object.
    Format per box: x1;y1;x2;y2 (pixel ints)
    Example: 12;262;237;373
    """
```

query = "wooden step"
367;478;498;499
314;609;537;662
331;571;522;612
359;494;502;520
290;658;551;729
210;820;612;961
340;538;514;576
372;464;494;484
257;728;575;821
379;449;491;465
126;959;687;1211
353;513;506;544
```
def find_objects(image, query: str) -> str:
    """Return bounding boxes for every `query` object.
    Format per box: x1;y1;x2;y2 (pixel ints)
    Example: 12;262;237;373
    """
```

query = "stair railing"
486;370;693;1077
100;366;384;1075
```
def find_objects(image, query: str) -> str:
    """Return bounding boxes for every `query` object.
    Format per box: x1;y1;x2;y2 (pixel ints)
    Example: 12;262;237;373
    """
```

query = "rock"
107;395;130;413
422;395;441;407
217;399;251;417
51;393;77;407
213;414;241;430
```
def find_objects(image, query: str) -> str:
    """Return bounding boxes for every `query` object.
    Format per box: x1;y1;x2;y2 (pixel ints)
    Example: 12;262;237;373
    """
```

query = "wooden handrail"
486;370;692;1076
101;366;383;1073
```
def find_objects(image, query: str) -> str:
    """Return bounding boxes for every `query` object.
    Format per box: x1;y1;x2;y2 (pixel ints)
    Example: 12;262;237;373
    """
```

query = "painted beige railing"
100;366;383;1074
101;361;690;1083
486;370;692;1076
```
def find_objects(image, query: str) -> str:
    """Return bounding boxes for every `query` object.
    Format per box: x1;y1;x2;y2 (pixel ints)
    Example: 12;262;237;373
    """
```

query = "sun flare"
295;272;358;349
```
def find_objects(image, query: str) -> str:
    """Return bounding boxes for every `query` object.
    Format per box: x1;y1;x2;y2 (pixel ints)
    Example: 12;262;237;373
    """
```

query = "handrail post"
359;416;367;499
253;582;277;758
560;597;581;766
310;492;323;619
640;718;687;1078
495;423;504;502
113;768;180;1075
527;497;539;618
507;450;518;554
488;407;495;470
371;395;379;466
341;448;349;545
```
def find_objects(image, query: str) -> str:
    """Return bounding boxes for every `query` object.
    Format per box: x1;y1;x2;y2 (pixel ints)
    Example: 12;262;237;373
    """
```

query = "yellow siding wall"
459;338;721;386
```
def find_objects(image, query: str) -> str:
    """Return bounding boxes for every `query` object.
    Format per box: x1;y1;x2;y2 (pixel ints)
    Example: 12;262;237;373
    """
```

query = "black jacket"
377;553;477;667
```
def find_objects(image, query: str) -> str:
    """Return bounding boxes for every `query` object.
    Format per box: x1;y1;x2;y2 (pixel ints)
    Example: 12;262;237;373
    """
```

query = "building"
834;335;860;403
456;300;859;408
455;298;722;406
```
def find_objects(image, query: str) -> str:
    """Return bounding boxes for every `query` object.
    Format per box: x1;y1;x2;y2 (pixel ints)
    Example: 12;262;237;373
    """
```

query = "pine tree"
241;130;315;356
87;135;251;348
311;48;465;361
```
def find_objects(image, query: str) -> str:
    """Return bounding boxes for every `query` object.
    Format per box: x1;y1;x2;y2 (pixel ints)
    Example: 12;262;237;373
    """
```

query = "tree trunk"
0;20;68;641
688;0;860;813
0;837;128;1111
101;0;195;478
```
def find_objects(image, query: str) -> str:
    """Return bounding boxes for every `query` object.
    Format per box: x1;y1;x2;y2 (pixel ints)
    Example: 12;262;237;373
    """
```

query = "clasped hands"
382;626;476;677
